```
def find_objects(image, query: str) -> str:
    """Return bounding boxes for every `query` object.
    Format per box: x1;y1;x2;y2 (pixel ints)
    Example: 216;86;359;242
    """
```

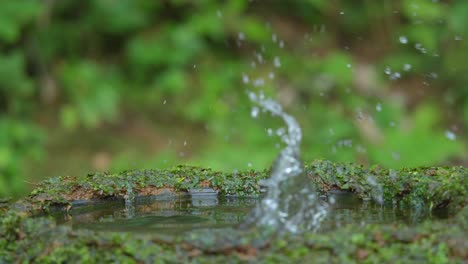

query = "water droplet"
276;127;286;136
415;43;427;53
445;130;456;141
242;73;249;84
356;145;367;153
376;103;382;112
279;40;284;48
399;36;408;44
384;67;392;75
403;64;412;71
390;72;401;80
272;34;277;43
251;106;259;118
274;56;281;68
267;128;274;136
253;78;264;87
256;52;264;64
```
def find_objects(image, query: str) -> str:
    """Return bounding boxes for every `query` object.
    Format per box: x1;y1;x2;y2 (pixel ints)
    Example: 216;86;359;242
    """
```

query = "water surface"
54;193;449;236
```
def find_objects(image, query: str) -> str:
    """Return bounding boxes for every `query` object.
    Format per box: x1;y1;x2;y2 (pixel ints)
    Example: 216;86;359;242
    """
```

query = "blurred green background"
1;0;467;198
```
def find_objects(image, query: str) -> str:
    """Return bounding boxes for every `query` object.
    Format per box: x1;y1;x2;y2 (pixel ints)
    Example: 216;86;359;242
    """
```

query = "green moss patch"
1;205;466;263
1;160;467;262
15;160;467;214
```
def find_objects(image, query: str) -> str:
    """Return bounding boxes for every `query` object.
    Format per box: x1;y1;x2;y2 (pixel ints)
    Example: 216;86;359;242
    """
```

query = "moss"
306;160;467;211
0;206;466;263
15;160;466;215
0;159;467;262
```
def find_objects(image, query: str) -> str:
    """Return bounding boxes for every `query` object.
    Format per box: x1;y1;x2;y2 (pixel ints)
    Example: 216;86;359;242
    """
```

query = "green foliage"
0;1;42;43
0;0;467;197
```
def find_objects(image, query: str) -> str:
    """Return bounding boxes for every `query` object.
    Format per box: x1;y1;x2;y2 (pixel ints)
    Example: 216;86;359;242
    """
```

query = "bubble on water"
429;72;438;79
251;106;259;118
238;32;245;41
251;61;257;68
183;140;187;146
376;103;382;112
399;36;408;44
268;72;275;79
248;162;252;167
445;130;456;141
274;56;281;68
339;11;344;15
163;100;167;105
392;151;401;160
403;64;412;71
389;121;396;127
216;10;223;18
242;73;249;84
346;64;352;68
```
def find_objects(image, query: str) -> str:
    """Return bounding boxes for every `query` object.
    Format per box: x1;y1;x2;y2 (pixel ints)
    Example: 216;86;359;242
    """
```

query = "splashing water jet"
241;91;328;234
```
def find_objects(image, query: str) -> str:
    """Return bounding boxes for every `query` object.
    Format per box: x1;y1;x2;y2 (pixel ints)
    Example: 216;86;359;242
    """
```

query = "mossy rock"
1;160;467;263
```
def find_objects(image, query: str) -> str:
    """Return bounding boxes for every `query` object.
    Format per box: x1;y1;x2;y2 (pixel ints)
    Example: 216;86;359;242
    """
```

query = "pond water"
53;192;449;236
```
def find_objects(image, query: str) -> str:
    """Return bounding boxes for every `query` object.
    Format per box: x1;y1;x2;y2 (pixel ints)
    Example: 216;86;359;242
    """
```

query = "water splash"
124;182;136;218
242;91;328;234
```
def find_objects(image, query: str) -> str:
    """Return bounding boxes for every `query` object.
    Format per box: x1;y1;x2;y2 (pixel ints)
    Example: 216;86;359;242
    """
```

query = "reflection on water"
54;193;449;236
